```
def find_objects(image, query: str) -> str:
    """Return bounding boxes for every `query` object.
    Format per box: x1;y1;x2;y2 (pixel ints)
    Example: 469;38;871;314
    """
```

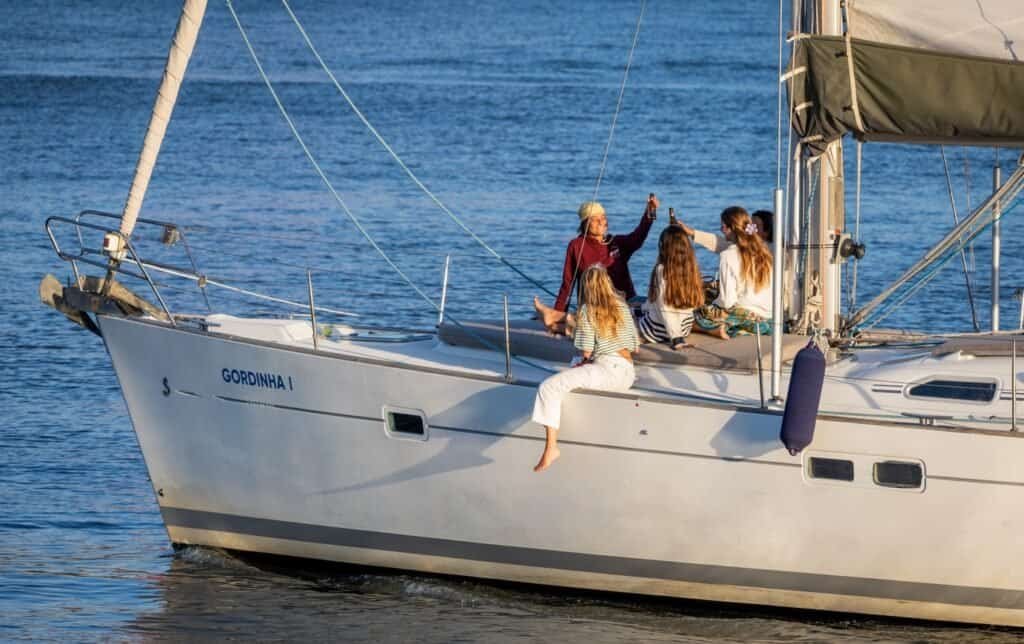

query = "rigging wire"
278;0;555;299
226;0;434;309
593;0;647;200
225;0;554;374
961;147;974;271
858;196;1024;331
940;145;980;331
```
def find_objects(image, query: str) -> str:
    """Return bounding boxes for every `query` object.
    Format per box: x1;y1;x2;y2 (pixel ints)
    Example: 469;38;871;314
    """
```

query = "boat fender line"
779;339;825;455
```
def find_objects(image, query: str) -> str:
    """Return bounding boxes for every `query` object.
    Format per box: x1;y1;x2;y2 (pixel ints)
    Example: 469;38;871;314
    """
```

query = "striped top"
639;264;696;340
574;299;639;356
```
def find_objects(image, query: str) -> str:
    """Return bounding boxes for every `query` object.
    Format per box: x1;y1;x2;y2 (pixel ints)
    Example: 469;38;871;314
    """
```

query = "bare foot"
714;326;729;340
533;296;565;332
533;444;561;472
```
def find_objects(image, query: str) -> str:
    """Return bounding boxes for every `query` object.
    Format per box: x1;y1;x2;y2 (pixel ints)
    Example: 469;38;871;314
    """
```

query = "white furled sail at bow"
119;0;208;238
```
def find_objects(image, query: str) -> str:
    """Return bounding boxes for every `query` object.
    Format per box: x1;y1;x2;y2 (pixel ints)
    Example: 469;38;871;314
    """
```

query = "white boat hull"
100;314;1024;626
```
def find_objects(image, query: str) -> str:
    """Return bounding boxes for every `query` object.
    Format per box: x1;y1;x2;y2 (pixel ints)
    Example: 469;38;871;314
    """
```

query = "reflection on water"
115;547;1020;643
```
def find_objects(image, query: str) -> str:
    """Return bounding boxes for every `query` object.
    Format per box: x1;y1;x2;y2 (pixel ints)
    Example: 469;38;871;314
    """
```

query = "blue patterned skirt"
694;304;770;338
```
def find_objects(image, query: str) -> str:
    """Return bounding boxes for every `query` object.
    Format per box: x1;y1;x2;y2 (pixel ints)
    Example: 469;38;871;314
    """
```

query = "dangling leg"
534;296;567;334
533;426;560;472
530;363;598;471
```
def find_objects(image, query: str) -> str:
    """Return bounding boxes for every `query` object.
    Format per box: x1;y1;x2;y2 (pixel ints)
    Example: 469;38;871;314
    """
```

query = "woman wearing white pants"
532;265;638;472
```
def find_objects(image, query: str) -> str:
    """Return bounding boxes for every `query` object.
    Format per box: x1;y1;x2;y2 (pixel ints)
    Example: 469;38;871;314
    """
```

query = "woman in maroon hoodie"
534;195;658;334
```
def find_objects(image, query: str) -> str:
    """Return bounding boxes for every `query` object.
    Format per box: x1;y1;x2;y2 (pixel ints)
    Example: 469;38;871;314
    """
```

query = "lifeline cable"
278;0;555;299
226;0;555;374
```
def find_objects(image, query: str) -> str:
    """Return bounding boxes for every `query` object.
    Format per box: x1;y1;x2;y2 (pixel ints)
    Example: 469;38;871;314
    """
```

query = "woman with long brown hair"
636;226;704;349
693;206;773;339
532;265;638;472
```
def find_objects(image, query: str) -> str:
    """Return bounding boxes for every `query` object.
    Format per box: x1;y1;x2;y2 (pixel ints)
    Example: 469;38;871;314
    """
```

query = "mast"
106;0;208;257
811;0;844;335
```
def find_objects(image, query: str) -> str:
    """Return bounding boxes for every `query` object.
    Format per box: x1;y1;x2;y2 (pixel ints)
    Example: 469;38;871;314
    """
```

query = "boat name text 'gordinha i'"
221;368;293;390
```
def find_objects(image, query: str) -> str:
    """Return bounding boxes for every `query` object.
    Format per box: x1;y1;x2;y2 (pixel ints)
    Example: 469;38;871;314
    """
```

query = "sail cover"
790;1;1024;153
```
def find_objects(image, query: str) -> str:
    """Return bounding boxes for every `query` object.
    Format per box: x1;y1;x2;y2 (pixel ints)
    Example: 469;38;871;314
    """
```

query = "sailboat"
40;0;1024;627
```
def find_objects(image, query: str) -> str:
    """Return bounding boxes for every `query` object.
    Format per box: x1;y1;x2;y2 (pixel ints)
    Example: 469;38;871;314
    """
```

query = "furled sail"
119;0;208;238
790;0;1024;154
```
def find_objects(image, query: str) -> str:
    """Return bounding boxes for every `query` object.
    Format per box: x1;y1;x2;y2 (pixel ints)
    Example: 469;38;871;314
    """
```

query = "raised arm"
615;200;657;256
677;220;727;253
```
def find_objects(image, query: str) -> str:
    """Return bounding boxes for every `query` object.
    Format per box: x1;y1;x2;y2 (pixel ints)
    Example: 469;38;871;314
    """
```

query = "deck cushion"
438;319;810;373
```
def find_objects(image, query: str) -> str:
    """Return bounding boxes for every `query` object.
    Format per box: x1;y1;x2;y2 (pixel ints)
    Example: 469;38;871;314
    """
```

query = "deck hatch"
808;457;854;482
907;379;997;402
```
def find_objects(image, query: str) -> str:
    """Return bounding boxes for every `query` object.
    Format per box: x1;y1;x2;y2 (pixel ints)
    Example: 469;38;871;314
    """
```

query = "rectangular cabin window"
808;457;854;482
873;461;924;489
907;380;997;402
386;412;425;436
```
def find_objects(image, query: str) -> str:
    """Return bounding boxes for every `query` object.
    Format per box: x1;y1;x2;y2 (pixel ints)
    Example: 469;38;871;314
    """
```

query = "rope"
940;145;980;331
593;0;647;200
847;140;861;314
226;0;554;375
277;0;554;299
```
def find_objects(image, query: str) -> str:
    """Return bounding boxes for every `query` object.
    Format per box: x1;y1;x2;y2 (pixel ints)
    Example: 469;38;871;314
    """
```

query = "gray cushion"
438;319;811;373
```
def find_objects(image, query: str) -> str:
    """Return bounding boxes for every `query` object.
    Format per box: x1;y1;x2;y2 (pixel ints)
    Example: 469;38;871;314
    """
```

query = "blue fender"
779;340;826;455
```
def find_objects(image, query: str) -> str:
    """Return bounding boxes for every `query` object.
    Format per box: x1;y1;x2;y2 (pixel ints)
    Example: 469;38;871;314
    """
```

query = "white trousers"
531;355;636;430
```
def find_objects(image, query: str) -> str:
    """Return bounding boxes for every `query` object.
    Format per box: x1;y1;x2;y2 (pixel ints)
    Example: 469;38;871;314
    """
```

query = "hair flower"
744;222;758;235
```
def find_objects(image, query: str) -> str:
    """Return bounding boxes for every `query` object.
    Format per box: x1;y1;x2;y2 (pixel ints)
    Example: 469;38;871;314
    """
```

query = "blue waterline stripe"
162;507;1024;611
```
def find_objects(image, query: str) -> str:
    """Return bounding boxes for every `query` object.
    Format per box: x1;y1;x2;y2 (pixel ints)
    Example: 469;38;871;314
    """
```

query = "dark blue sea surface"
3;1;1023;641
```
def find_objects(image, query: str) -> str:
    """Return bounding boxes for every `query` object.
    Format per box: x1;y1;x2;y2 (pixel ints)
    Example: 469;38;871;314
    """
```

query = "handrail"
76;210;212;310
46;215;177;326
45;212;359;320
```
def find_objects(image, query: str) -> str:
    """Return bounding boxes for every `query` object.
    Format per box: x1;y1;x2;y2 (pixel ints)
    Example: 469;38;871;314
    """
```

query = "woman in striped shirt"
635;225;705;350
532;265;638;472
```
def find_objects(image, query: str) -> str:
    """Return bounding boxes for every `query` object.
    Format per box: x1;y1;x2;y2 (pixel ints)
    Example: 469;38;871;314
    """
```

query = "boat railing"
45;212;180;325
45;210;361;328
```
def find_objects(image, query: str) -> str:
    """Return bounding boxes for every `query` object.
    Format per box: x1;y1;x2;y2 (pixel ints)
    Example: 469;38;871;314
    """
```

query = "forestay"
789;0;1024;153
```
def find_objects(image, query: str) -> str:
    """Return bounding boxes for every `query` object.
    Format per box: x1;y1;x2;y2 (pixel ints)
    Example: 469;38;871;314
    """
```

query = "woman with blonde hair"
532;265;638;472
636;226;704;350
694;206;773;339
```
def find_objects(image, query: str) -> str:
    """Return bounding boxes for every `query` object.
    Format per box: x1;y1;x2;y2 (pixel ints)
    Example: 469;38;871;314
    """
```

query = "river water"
3;1;1023;641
